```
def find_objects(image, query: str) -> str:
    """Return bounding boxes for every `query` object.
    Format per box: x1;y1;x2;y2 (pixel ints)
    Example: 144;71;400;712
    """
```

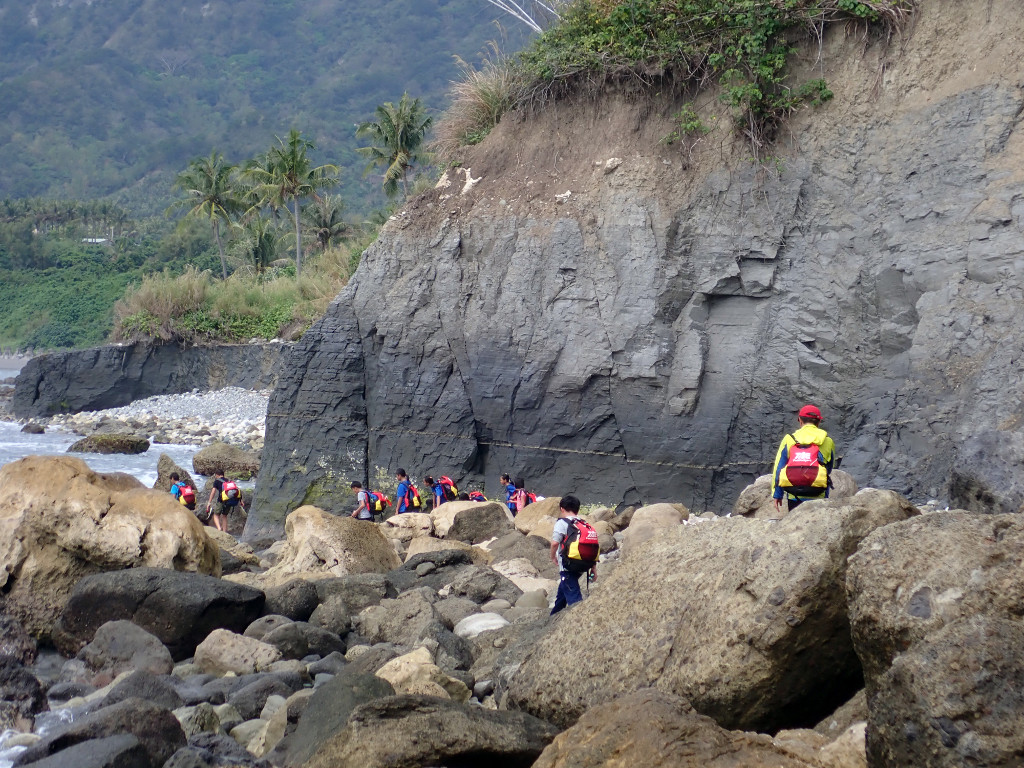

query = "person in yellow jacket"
772;404;836;513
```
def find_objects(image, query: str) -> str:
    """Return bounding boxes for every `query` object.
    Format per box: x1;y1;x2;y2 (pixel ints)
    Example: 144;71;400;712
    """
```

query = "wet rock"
54;568;264;661
0;616;37;665
20;423;44;435
14;697;185;767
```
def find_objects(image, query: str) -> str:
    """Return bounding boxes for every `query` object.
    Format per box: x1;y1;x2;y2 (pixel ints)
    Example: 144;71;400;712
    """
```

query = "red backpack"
468;491;487;502
180;486;196;505
560;517;600;573
220;480;241;505
438;476;459;501
780;437;828;497
366;490;390;514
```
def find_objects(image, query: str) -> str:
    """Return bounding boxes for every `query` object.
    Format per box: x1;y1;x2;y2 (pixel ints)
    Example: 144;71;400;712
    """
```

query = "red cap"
798;404;822;419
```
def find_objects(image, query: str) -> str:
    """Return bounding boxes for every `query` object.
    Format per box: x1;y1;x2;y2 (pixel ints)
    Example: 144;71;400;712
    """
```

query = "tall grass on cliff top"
113;240;365;344
434;0;916;157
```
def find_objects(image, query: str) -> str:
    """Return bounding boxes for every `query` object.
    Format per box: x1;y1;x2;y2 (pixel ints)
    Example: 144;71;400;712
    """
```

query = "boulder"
815;690;867;737
19;423;45;435
194;630;282;676
205;528;260;574
285;669;395;767
248;506;401;588
228;677;301;722
374;647;470;701
172;702;221;739
867;615;1023;767
78;620;174;677
14;734;151;768
505;489;917;731
0;456;220;640
68;433;150;455
0;615;37;666
403;536;488;563
479;531;558;577
53;567;265;660
0;659;47;724
378;512;433;543
773;724;867;768
105;670;184;711
305;694;560;768
531;689;818;768
13;697;185;767
491;557;557;598
153;454;197;494
172;731;273;768
354;589;442;647
846;512;1024;767
454;613;510;639
314;573;394;613
619;502;689;557
733;471;859;519
447;565;523;605
262;622;345;660
512;497;561;535
191;442;261;479
525;516;557;543
431;500;514;543
263;579;319;621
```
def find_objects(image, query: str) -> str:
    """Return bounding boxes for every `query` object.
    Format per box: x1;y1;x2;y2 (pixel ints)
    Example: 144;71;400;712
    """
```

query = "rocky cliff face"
13;341;289;417
249;0;1024;538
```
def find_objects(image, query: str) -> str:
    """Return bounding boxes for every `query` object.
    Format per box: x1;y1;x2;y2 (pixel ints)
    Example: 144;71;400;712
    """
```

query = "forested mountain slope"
0;0;525;214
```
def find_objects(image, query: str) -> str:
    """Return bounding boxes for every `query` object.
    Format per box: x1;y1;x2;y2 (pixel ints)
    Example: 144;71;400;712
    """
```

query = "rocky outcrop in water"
12;341;288;418
249;1;1024;539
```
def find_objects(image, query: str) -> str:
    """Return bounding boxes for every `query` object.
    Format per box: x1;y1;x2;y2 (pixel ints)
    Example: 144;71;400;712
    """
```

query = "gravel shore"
40;387;271;449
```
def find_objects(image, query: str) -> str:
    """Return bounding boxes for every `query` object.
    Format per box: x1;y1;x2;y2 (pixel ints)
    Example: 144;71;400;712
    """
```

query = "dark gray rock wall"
12;341;289;417
249;4;1024;538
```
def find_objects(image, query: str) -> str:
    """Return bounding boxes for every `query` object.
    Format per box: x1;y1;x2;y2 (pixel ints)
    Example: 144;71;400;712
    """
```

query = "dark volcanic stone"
0;615;37;665
104;670;184;710
12;341;287;419
20;423;44;435
0;659;47;718
53;568;265;661
285;668;395;767
14;697;185;767
16;734;150;768
227;676;297;722
263;580;319;621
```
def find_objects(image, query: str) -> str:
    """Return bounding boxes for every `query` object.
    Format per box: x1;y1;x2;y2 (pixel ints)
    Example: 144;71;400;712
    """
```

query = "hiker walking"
549;495;599;615
350;481;374;520
394;468;422;514
771;404;836;513
170;472;199;515
511;477;535;515
205;468;245;533
501;473;516;513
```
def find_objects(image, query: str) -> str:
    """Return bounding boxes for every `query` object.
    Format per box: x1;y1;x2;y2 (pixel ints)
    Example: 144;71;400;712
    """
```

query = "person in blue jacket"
501;473;516;513
395;468;414;514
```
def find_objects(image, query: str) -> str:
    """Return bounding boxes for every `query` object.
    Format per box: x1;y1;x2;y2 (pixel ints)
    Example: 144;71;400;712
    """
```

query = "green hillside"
0;0;527;215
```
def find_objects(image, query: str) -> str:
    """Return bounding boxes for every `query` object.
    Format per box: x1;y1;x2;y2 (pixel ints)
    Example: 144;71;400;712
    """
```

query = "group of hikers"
163;404;836;616
168;468;245;533
347;468;534;521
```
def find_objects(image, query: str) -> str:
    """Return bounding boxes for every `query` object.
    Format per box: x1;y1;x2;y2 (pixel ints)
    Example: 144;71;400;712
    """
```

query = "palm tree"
245;129;338;278
356;93;433;198
231;216;280;276
167;152;240;279
302;194;351;254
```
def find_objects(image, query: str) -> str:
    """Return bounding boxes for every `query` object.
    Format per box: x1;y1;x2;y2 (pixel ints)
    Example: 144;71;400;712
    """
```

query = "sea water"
0;420;199;485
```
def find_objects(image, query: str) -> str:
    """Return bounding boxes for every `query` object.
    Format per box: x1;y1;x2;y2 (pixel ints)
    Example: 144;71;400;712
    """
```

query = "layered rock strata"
249;1;1024;538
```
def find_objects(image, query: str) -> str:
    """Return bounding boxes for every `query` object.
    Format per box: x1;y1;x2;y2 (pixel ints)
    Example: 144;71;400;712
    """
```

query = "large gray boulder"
53;567;265;660
305;694;560;768
153;454;197;494
505;489;916;731
192;441;261;479
847;511;1024;766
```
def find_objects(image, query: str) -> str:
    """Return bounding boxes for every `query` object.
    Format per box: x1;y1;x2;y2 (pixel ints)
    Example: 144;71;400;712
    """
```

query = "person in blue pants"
549;494;596;614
